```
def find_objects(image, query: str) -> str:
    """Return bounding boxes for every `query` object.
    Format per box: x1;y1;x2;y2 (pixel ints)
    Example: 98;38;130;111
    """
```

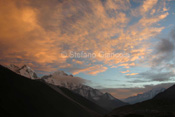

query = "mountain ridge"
123;87;166;104
108;84;175;117
42;70;128;111
4;64;128;111
7;64;38;79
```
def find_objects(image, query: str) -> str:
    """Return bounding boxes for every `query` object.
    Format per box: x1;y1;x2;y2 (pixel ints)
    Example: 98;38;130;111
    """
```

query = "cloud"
126;73;138;76
129;27;175;83
0;0;170;75
156;39;174;53
151;27;175;70
171;28;175;40
0;0;68;69
119;63;136;68
71;65;108;75
137;71;175;81
121;70;130;73
131;0;166;16
126;69;175;82
142;0;158;13
72;59;84;65
138;12;169;26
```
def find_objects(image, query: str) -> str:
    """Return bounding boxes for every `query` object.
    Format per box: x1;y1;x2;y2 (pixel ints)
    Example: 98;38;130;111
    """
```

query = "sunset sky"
0;0;175;99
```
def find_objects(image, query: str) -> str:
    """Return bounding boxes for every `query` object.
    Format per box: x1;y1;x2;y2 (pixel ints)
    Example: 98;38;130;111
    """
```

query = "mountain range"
8;64;38;79
2;64;175;117
108;84;175;117
0;65;107;117
123;87;166;104
6;64;127;111
42;69;128;111
41;69;127;111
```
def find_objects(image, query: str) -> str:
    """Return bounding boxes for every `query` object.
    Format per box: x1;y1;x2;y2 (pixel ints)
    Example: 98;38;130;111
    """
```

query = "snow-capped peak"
52;70;69;77
42;70;84;86
8;64;20;73
8;64;38;79
42;71;112;99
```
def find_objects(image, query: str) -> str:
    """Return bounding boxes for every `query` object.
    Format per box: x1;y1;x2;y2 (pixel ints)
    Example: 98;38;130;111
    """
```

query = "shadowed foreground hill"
107;84;175;117
0;65;102;117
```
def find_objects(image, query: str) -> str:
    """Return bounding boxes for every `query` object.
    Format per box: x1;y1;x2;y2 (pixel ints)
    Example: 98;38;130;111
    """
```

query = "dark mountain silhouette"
0;65;106;117
107;84;175;117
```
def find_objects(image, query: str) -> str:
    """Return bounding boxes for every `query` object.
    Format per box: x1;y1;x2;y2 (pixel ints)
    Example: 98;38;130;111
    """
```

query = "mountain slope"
0;65;101;117
42;71;127;111
57;86;108;114
72;84;127;111
123;87;166;104
108;84;175;117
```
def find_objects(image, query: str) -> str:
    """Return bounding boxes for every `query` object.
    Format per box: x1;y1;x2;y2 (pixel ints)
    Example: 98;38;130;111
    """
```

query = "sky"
0;0;175;99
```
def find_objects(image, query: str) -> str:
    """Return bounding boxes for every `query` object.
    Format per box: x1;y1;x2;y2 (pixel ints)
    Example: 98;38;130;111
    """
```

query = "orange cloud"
121;70;130;73
142;0;158;13
139;12;169;26
119;63;136;69
0;0;170;75
126;73;138;76
72;65;108;75
131;0;158;16
72;59;84;65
